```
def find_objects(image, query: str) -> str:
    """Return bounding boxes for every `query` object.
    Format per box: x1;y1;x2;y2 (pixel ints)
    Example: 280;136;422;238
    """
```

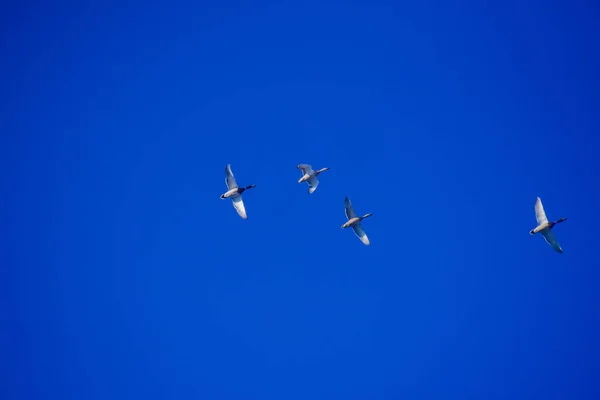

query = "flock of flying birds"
219;163;373;245
220;164;568;252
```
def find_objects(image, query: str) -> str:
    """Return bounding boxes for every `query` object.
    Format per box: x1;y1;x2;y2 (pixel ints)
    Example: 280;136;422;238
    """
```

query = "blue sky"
2;1;600;399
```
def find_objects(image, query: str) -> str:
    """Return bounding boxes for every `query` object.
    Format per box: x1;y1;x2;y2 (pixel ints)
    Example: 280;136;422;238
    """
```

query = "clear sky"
2;1;600;399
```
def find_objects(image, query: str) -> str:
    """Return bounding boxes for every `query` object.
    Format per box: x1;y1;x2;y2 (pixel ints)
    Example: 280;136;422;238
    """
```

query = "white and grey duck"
529;196;567;253
297;164;330;194
342;196;373;246
220;164;256;219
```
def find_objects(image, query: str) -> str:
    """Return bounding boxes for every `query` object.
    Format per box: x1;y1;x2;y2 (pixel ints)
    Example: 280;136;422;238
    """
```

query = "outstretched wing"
535;197;548;225
297;164;314;175
344;196;357;220
231;195;247;219
225;164;238;190
307;176;319;194
541;228;562;253
352;222;370;246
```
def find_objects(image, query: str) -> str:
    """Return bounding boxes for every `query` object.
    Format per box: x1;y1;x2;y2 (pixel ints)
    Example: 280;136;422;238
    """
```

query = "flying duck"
297;164;330;194
220;164;256;219
529;196;567;253
342;196;373;245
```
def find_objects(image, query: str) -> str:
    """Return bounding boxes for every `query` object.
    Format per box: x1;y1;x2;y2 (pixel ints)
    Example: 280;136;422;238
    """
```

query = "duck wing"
344;196;357;220
307;176;319;194
225;164;238;190
541;228;562;253
297;164;314;176
352;222;370;246
535;197;548;225
231;195;247;219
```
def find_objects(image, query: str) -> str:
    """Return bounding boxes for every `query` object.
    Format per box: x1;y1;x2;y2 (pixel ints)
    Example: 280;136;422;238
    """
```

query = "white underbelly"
224;188;239;198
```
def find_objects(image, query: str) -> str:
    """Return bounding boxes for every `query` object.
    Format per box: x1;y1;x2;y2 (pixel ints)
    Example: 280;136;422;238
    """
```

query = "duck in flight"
220;164;256;219
529;197;567;253
297;164;330;194
342;196;373;246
